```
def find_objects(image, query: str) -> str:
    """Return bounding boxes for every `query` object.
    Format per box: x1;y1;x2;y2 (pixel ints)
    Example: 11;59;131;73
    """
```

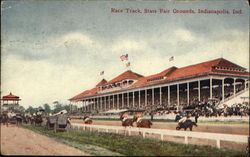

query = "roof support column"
122;93;124;108
138;90;141;109
152;88;154;106
117;94;119;109
145;89;147;106
93;98;95;111
187;82;189;105
127;92;129;108
222;78;225;102
245;79;247;91
168;86;170;105
210;78;213;99
177;84;180;110
133;91;135;108
198;80;201;102
233;78;236;97
113;94;114;110
109;95;111;110
159;87;162;106
105;96;107;111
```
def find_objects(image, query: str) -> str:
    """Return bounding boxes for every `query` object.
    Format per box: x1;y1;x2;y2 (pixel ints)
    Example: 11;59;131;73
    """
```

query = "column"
105;96;107;111
122;93;124;108
117;94;119;109
177;84;179;106
109;95;111;110
113;94;115;109
210;78;213;99
222;78;225;102
198;80;201;101
152;88;154;106
168;86;170;105
159;87;162;105
127;92;129;107
133;91;135;108
187;82;189;105
145;89;147;106
233;78;236;97
138;90;141;109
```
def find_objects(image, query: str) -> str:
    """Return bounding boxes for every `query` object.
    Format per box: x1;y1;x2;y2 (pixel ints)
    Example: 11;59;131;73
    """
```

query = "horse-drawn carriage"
53;114;71;133
45;110;71;133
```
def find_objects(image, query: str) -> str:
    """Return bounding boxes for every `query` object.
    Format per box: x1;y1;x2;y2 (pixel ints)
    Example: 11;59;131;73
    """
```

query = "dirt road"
0;124;91;156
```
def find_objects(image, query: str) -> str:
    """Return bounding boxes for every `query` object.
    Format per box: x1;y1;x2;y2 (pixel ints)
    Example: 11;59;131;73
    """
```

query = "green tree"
26;106;36;114
43;103;51;114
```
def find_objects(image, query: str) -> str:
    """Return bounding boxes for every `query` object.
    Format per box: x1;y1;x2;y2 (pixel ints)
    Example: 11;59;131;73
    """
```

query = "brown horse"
83;116;93;124
120;113;134;127
133;116;152;128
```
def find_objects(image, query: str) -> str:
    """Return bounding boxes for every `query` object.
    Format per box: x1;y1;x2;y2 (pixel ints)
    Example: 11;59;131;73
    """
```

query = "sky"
1;0;249;109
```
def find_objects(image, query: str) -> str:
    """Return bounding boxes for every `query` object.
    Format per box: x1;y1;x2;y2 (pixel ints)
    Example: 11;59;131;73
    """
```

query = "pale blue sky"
1;0;249;108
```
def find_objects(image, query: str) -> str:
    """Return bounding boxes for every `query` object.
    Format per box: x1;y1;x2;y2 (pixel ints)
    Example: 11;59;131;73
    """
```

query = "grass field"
22;124;248;156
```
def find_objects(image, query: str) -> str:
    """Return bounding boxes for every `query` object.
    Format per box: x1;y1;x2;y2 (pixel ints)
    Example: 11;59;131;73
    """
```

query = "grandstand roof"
70;58;249;101
96;79;107;87
105;70;143;85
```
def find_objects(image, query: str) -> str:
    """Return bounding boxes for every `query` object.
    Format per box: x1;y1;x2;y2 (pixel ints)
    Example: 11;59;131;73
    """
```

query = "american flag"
126;62;131;67
169;56;174;62
100;71;104;75
120;54;128;61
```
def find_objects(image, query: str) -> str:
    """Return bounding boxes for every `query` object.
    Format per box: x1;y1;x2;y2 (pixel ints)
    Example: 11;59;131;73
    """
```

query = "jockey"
136;113;143;123
178;113;191;125
84;116;90;122
122;114;128;122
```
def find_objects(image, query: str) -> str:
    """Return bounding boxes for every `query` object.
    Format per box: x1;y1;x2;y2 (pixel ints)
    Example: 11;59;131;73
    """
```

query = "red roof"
96;79;107;87
70;58;249;101
1;92;21;101
105;70;143;85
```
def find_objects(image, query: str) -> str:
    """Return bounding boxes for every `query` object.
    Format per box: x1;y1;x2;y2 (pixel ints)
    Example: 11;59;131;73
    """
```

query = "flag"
120;54;128;61
100;71;104;75
169;56;174;62
126;62;131;67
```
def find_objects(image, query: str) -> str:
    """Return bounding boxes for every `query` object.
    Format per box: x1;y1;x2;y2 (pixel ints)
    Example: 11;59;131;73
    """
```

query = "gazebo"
1;92;21;110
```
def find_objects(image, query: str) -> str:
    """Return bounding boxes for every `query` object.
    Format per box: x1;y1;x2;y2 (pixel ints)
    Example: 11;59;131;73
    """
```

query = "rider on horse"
178;113;192;126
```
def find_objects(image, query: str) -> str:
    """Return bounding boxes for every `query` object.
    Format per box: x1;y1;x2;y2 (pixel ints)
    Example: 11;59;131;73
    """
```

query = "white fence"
71;123;248;149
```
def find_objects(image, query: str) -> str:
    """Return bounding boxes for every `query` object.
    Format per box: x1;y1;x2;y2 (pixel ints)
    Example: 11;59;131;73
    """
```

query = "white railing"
71;123;248;149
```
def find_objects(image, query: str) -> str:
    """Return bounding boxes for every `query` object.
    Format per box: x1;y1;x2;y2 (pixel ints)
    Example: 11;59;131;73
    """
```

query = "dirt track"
0;124;91;156
72;119;249;135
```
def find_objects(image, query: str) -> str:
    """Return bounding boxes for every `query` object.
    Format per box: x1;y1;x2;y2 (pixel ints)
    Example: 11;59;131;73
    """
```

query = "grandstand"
69;58;249;115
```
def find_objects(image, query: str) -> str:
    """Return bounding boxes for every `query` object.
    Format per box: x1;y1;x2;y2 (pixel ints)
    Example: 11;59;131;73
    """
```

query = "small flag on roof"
120;54;128;61
169;56;174;62
100;71;104;75
126;62;131;67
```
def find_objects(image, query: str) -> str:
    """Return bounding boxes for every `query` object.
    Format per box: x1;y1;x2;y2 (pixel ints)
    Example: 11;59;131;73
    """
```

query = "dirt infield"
71;119;249;135
0;124;91;156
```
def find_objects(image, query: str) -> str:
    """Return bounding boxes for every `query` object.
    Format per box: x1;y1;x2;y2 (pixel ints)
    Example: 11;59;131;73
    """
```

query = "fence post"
116;129;119;134
143;132;145;138
161;134;164;141
185;136;188;144
216;139;221;149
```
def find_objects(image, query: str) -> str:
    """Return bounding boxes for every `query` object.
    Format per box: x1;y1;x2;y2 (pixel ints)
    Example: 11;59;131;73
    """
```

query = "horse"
176;119;197;131
32;115;43;126
133;116;152;128
120;114;134;127
1;112;9;126
83;116;93;124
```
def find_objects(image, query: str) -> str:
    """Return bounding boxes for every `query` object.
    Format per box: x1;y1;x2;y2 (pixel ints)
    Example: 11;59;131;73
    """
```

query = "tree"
26;106;36;115
43;103;51;114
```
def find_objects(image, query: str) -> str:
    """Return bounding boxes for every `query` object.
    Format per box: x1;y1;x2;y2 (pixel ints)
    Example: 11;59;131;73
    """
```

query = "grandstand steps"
218;89;249;108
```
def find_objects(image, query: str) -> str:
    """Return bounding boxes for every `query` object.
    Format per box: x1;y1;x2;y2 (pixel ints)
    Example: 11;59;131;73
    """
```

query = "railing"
71;123;248;149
